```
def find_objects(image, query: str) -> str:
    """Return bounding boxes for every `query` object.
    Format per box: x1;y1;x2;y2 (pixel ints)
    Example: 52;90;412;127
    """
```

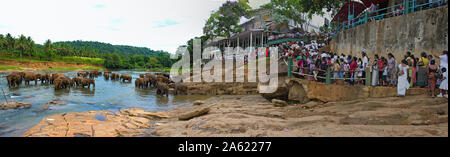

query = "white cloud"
0;0;230;53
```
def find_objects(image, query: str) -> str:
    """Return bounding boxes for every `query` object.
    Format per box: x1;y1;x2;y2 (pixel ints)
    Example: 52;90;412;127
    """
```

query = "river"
0;71;210;137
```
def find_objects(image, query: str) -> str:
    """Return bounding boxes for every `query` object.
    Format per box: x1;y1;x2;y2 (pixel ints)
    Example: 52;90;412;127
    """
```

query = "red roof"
361;0;389;6
332;1;368;23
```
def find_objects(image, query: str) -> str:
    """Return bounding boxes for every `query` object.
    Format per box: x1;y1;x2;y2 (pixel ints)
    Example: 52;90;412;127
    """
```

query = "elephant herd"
5;70;187;97
135;73;188;97
6;71;100;90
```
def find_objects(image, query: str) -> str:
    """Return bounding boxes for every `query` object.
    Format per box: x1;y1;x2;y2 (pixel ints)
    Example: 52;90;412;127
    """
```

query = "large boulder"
178;107;210;121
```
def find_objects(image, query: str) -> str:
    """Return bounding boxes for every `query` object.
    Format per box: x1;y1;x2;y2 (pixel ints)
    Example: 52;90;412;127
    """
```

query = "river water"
0;71;210;137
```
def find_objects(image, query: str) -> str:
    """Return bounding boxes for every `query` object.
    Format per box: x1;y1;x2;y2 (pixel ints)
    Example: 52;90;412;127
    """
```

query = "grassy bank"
0;54;104;65
45;66;106;71
0;65;24;70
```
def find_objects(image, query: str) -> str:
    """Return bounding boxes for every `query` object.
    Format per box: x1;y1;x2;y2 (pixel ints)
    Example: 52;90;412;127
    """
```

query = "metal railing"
286;57;372;86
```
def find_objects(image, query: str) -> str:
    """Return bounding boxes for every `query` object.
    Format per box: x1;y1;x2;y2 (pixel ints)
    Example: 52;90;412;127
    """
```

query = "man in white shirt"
362;52;369;69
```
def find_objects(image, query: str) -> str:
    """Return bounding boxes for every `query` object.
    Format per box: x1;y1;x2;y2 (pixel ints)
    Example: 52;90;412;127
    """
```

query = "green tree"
203;0;251;39
5;33;15;56
147;57;160;68
15;35;27;58
262;0;347;30
0;34;4;50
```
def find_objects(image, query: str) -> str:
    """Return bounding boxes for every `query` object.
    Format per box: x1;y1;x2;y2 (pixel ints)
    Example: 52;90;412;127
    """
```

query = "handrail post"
364;12;368;24
365;67;371;86
288;57;292;78
405;0;410;14
326;67;331;85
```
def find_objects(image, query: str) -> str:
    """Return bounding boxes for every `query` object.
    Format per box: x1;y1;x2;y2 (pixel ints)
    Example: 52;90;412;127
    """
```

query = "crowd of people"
265;40;448;98
267;32;321;41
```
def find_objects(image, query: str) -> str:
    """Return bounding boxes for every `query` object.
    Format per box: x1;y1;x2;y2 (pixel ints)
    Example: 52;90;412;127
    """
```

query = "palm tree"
5;33;15;56
15;35;27;58
0;34;4;50
26;36;35;57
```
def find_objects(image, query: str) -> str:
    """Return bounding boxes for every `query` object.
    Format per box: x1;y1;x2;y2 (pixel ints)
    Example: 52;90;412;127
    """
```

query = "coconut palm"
15;35;27;58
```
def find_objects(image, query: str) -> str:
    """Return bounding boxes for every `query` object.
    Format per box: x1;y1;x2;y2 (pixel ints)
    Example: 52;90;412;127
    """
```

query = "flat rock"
193;100;206;106
0;102;32;110
24;109;154;137
272;99;288;107
178;107;210;121
120;108;170;119
303;101;320;109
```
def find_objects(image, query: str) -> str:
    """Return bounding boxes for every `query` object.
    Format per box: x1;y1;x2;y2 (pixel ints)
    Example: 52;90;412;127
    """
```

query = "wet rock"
178;107;210;121
272;99;288;107
39;101;68;111
25;109;154;137
120;108;170;119
193;100;206;106
0;102;32;110
303;101;320;109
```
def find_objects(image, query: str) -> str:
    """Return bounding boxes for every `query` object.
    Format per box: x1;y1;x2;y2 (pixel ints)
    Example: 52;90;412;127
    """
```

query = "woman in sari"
427;60;439;98
409;55;417;88
417;52;429;87
371;55;379;86
398;59;410;96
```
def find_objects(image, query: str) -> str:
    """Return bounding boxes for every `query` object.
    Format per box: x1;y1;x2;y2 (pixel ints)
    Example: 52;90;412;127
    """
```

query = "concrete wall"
330;6;448;61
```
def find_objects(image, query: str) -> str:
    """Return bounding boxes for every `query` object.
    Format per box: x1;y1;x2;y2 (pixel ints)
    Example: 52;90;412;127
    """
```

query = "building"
205;0;330;49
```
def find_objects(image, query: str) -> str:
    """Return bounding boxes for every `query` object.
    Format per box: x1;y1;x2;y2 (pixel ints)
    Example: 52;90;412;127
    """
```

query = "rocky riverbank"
25;94;448;137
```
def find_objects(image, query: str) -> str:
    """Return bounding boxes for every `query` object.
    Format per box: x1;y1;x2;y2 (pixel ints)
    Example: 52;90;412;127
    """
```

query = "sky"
0;0;234;54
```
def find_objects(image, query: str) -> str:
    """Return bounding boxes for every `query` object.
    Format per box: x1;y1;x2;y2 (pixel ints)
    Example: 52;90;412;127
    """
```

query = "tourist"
427;60;439;97
378;56;386;86
409;55;417;88
332;60;341;84
398;59;410;96
434;50;448;72
381;58;388;86
417;52;429;87
387;53;397;87
371;55;380;86
438;68;448;98
350;57;358;85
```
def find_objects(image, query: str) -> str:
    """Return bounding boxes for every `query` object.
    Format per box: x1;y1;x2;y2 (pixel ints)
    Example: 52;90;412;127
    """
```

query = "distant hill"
53;40;167;56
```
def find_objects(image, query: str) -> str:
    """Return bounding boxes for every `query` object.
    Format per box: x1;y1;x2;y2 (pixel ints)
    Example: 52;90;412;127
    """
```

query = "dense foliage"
0;33;176;70
203;0;251;39
262;0;347;31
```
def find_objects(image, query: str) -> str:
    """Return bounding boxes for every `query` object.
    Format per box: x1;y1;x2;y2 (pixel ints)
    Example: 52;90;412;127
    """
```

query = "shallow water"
0;71;210;137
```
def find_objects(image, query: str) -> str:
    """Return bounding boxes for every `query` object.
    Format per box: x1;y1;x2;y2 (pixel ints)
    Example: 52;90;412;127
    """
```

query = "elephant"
104;73;110;80
139;74;145;78
89;70;102;78
173;83;188;95
77;71;89;78
40;73;51;84
11;72;26;79
24;73;38;85
120;74;132;83
110;73;120;80
157;75;173;84
135;78;147;89
156;81;169;97
72;77;84;86
50;73;65;84
6;74;22;88
54;76;72;90
80;78;95;89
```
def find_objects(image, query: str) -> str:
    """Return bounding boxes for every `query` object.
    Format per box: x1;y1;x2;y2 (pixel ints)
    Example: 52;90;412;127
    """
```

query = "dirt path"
24;94;448;137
